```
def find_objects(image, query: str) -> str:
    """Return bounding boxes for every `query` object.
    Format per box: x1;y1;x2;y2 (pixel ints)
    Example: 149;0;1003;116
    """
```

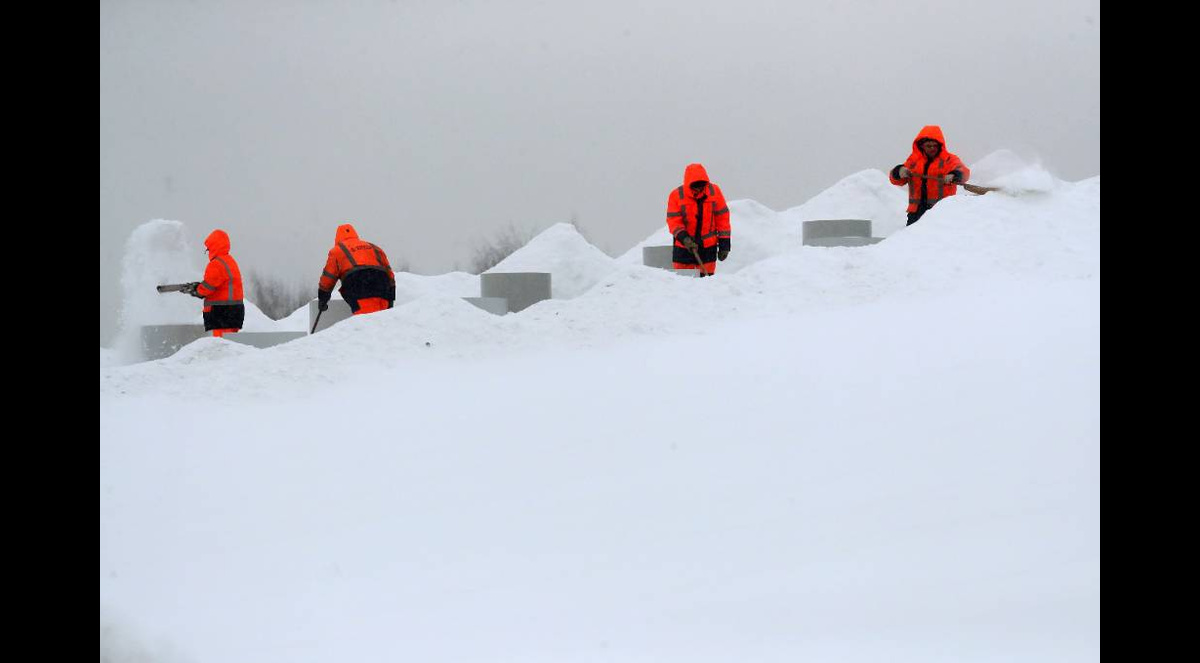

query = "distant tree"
245;270;310;320
469;222;535;274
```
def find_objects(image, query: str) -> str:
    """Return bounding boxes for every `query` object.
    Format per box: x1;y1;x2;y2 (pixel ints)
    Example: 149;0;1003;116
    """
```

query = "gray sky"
100;0;1099;345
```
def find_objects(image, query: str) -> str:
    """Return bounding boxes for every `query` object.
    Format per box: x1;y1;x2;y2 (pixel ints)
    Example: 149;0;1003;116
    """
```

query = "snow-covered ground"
100;157;1099;662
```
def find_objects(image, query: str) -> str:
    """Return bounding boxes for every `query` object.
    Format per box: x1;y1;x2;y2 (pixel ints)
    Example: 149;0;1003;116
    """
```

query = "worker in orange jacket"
183;229;244;337
889;125;971;226
317;223;396;315
666;163;731;275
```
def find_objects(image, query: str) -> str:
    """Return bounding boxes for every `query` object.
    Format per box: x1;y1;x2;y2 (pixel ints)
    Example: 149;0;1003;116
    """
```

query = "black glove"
317;290;331;312
677;233;698;251
717;249;729;261
184;282;203;298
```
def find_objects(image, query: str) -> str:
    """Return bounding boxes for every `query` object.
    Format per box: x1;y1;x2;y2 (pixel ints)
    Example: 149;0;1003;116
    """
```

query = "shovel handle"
689;246;712;277
907;171;999;194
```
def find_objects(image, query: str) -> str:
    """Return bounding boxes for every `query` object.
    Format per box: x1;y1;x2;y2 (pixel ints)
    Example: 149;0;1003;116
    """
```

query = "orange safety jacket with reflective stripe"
195;229;244;312
666;163;731;270
318;224;396;312
888;125;971;213
318;224;395;291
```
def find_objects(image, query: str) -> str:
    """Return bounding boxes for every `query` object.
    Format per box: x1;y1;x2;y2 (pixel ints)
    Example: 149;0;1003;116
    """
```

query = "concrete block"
481;272;551;313
642;246;675;270
463;297;508;315
309;299;354;333
139;324;208;360
802;219;873;244
224;331;307;348
805;236;885;247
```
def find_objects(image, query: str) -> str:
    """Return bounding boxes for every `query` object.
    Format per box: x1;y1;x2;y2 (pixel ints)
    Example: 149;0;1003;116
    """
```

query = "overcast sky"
99;0;1099;344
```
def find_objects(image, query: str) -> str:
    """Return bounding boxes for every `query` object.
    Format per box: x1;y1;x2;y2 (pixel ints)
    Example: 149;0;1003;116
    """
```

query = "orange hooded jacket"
194;229;245;334
318;223;396;314
195;229;244;310
665;163;731;272
888;125;971;213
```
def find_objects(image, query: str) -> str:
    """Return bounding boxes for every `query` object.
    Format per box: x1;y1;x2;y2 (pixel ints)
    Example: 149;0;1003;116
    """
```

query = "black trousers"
906;201;933;226
341;269;394;313
203;304;245;331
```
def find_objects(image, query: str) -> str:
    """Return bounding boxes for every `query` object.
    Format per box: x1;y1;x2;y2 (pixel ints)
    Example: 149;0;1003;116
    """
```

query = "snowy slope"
100;162;1100;663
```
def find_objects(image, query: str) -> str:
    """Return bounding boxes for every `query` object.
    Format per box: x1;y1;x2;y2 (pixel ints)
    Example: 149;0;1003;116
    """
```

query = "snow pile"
274;302;313;332
394;270;481;304
269;271;481;333
100;169;1098;400
160;335;259;365
779;168;909;238
487;222;616;298
240;301;279;332
111;220;202;364
106;152;1067;368
616;223;675;264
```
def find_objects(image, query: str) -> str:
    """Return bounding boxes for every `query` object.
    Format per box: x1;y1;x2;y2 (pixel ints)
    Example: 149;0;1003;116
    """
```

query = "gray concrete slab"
481;272;551;313
139;324;208;360
805;237;885;247
224;331;308;348
802;219;873;244
309;299;354;333
463;297;509;315
643;246;675;270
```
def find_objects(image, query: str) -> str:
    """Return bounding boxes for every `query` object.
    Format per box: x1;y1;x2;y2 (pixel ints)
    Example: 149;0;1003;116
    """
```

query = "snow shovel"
909;172;1000;195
